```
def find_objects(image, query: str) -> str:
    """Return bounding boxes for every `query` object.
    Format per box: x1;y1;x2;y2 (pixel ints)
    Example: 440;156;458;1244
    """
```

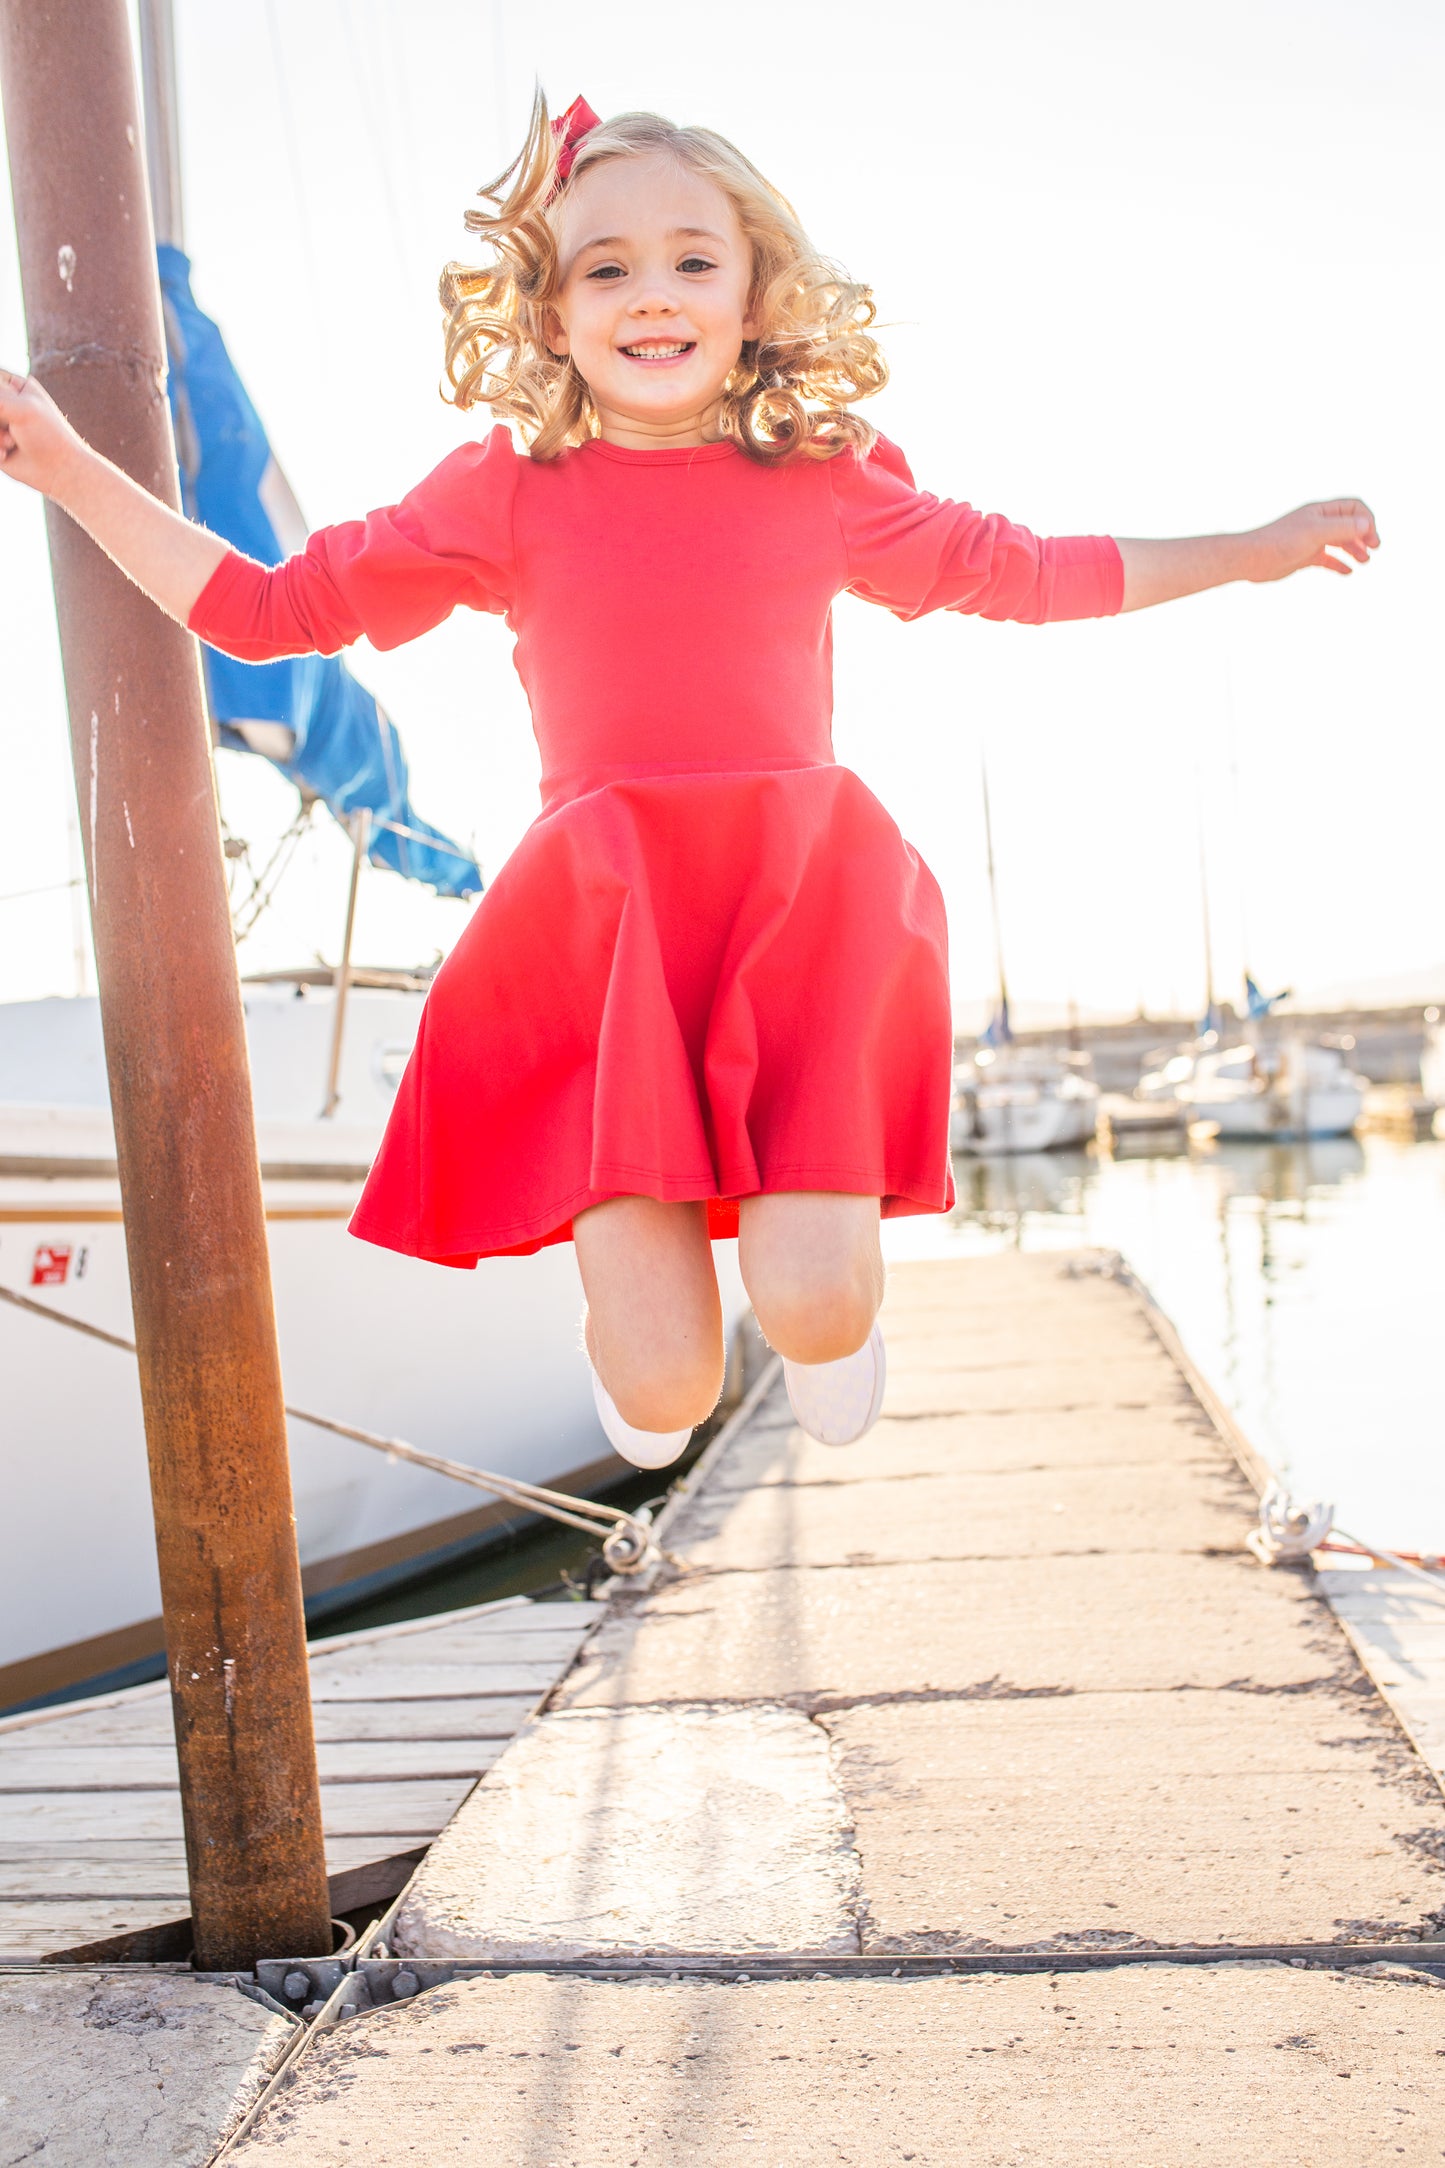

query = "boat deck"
0;1594;602;1962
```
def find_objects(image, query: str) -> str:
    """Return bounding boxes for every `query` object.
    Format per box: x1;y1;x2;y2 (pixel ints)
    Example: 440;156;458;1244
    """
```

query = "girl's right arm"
0;368;229;625
2;367;518;662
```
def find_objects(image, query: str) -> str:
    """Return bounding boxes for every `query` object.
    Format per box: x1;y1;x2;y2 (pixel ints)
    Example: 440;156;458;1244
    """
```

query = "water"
883;1132;1445;1553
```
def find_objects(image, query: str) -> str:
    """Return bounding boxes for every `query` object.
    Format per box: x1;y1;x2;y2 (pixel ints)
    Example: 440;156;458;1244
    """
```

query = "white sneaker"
782;1323;887;1446
590;1364;693;1471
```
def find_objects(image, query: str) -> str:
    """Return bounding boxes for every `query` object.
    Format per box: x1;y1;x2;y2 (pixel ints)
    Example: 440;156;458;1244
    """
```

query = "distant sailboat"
1132;767;1363;1141
950;761;1099;1156
1175;1037;1369;1141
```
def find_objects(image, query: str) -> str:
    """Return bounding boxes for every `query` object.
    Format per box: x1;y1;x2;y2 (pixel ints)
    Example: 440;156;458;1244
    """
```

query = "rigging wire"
0;1279;663;1576
336;0;412;287
261;0;328;373
0;876;83;907
223;796;317;946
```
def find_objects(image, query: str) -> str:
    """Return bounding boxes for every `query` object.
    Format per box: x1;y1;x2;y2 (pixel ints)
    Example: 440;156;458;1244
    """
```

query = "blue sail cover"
157;244;481;897
979;997;1013;1048
1244;974;1290;1021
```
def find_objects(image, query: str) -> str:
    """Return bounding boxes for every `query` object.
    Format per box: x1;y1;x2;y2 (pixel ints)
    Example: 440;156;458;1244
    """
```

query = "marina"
0;0;1440;2156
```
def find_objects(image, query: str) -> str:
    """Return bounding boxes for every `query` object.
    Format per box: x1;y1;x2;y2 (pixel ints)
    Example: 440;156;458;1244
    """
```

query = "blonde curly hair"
439;92;886;465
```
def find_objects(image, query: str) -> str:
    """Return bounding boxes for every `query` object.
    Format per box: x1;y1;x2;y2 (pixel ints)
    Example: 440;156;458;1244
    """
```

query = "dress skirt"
348;763;956;1266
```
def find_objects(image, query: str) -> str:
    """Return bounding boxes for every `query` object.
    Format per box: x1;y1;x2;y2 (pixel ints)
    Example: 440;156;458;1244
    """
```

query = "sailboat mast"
1229;728;1254;1008
1197;787;1217;1031
980;755;1011;1033
138;0;183;250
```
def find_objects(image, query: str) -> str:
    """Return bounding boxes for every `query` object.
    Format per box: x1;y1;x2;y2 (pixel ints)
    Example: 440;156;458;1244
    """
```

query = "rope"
0;1282;659;1576
1248;1482;1445;1605
1317;1540;1445;1570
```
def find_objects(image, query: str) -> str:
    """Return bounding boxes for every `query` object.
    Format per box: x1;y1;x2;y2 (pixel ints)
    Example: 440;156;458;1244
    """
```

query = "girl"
0;95;1379;1471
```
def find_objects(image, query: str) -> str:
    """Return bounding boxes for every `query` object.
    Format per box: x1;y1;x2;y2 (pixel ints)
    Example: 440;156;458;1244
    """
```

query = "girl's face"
548;152;758;448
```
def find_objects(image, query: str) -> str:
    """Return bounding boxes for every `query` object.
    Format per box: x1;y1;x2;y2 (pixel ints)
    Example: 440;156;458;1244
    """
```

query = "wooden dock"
0;1594;602;1962
207;1251;1445;2165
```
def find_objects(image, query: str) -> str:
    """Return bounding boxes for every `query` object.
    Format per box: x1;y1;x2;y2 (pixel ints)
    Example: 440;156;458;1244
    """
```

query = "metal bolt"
283;1970;312;2002
391;1969;421;1999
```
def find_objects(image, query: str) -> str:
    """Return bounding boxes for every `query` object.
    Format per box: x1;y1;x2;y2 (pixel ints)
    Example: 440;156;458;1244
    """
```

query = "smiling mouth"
619;341;696;363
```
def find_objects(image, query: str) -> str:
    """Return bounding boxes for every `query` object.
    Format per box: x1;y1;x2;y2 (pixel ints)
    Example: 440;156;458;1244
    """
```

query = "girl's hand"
1118;501;1381;613
0;363;228;623
1244;500;1380;582
0;368;86;497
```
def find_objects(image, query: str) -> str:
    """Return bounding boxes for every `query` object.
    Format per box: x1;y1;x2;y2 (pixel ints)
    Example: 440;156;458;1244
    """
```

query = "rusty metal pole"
0;0;333;1968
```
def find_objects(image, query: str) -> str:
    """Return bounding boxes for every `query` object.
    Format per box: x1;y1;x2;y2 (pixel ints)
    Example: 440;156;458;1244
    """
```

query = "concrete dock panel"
231;1252;1445;2155
0;1967;295;2165
669;1456;1254;1567
394;1704;861;1961
226;1967;1445;2165
556;1548;1349;1708
832;1691;1445;1949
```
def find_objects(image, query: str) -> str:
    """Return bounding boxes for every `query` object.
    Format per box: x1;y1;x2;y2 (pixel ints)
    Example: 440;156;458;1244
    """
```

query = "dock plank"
0;1779;475;1841
306;1697;539;1740
0;1905;182;1957
0;1695;534;1747
0;1832;425;1897
311;1628;594;1670
0;1738;510;1788
307;1662;565;1701
307;1598;601;1650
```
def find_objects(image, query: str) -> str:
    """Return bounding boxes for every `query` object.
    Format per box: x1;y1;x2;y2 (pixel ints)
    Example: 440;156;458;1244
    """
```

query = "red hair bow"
550;95;601;192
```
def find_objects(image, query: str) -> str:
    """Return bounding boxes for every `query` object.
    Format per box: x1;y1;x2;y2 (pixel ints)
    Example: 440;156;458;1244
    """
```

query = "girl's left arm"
1116;501;1379;612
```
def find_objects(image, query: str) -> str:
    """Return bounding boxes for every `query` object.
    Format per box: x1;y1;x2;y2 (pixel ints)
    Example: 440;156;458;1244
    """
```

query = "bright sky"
1;0;1441;1023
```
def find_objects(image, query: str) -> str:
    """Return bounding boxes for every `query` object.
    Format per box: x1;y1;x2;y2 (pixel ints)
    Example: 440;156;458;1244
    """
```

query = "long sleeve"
187;425;521;662
829;435;1123;625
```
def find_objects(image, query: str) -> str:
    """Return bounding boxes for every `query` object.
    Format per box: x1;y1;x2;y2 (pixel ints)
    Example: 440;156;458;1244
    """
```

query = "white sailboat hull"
1183;1085;1366;1141
950;1092;1098;1155
950;1044;1102;1158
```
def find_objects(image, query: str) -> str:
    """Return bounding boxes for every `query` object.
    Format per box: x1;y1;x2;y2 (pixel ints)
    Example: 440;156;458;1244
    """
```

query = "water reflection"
883;1132;1445;1552
949;1147;1093;1237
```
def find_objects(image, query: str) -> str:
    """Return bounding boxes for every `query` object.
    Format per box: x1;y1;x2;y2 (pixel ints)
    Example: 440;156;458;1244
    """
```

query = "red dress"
190;430;1122;1264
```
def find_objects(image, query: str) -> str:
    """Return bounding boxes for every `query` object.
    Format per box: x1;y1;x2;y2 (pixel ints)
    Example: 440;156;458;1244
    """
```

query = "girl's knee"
605;1336;725;1434
750;1257;881;1366
577;1196;724;1433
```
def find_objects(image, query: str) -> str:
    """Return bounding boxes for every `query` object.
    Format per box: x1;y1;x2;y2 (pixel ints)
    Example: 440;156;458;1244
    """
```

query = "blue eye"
587;264;624;281
679;257;715;274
